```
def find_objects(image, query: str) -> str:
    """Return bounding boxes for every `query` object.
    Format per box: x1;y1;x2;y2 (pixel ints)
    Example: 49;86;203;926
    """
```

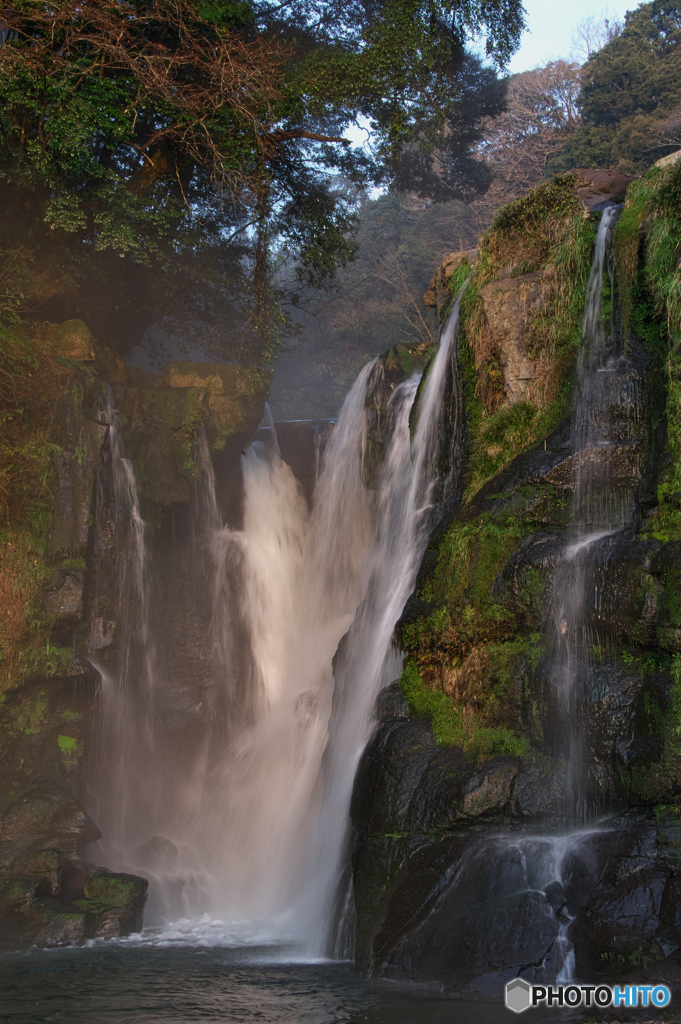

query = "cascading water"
90;387;161;855
84;296;461;946
171;297;464;950
546;205;631;824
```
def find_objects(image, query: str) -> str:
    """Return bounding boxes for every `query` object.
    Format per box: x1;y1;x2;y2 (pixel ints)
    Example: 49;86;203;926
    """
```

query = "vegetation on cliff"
0;326;76;691
616;157;681;547
399;159;681;774
454;174;597;495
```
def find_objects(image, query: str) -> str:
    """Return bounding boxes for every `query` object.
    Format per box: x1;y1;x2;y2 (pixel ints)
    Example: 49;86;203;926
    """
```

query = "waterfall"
90;387;160;855
549;205;626;823
152;297;464;947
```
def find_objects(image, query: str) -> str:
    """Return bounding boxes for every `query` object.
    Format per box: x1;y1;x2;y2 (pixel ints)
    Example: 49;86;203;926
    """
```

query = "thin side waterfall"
549;205;624;823
159;297;464;946
91;387;160;857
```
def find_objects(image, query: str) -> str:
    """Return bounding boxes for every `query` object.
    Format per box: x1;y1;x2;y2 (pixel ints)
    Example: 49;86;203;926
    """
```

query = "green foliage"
554;1;681;175
0;326;69;529
672;654;681;738
617;161;681;545
398;660;528;758
0;0;523;358
465;395;568;498
484;175;582;248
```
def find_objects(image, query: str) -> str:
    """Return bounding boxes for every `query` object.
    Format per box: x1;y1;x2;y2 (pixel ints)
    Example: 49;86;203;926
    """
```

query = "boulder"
42;569;83;618
655;149;681;170
135;835;179;872
373;682;411;721
569;168;633;211
461;761;518;817
0;786;101;866
45;320;94;362
75;872;148;936
33;913;87;947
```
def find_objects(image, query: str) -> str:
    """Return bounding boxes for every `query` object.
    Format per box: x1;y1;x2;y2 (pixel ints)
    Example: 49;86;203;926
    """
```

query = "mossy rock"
74;871;148;936
45;320;94;362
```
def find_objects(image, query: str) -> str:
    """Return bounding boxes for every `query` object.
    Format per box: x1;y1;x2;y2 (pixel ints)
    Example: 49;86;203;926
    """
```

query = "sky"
507;0;635;73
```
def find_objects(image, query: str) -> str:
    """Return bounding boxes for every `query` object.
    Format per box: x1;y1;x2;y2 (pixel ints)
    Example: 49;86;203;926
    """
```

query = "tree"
0;0;524;362
569;8;623;64
471;60;582;217
553;0;681;176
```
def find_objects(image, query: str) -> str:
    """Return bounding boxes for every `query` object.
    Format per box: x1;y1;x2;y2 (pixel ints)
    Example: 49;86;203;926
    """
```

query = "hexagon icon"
505;978;532;1013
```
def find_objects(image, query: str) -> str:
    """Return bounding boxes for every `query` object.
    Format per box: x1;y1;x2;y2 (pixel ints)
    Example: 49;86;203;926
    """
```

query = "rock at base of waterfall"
382;837;560;990
135;835;179;872
77;873;148;937
0;786;101;866
33;913;87;947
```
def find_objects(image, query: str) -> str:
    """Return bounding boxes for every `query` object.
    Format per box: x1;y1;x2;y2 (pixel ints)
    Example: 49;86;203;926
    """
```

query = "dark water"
1;942;677;1024
0;943;513;1024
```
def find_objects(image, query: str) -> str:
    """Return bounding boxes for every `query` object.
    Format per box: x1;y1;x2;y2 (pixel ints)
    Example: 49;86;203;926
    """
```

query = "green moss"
464;392;570;499
616;161;681;547
398;661;529;759
57;556;86;571
74;874;142;914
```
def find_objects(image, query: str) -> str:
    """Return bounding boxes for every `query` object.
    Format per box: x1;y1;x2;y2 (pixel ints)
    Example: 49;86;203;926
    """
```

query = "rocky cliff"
0;321;268;947
351;161;681;991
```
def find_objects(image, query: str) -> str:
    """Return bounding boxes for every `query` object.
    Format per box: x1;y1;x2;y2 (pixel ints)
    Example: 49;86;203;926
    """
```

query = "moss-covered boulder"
0;851;148;948
45;320;94;362
74;872;148;938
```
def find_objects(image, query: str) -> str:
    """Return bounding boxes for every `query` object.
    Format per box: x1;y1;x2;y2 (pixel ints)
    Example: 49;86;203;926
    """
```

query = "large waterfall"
91;298;463;951
86;203;638;984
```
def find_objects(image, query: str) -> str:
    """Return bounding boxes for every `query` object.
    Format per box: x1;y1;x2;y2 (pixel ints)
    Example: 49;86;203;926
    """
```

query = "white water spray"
168;299;464;948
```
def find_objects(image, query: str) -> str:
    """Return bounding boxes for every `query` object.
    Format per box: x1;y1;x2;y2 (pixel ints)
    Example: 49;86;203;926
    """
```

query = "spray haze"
90;297;464;949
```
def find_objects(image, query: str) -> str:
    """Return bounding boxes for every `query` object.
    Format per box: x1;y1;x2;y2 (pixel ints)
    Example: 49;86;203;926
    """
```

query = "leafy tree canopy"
0;0;522;360
553;0;681;176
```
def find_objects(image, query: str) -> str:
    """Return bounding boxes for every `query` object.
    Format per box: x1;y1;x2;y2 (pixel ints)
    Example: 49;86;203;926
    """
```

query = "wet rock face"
565;819;681;976
382;839;560;992
351;687;681;990
351;708;534;975
0;786;101;866
353;724;681;992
